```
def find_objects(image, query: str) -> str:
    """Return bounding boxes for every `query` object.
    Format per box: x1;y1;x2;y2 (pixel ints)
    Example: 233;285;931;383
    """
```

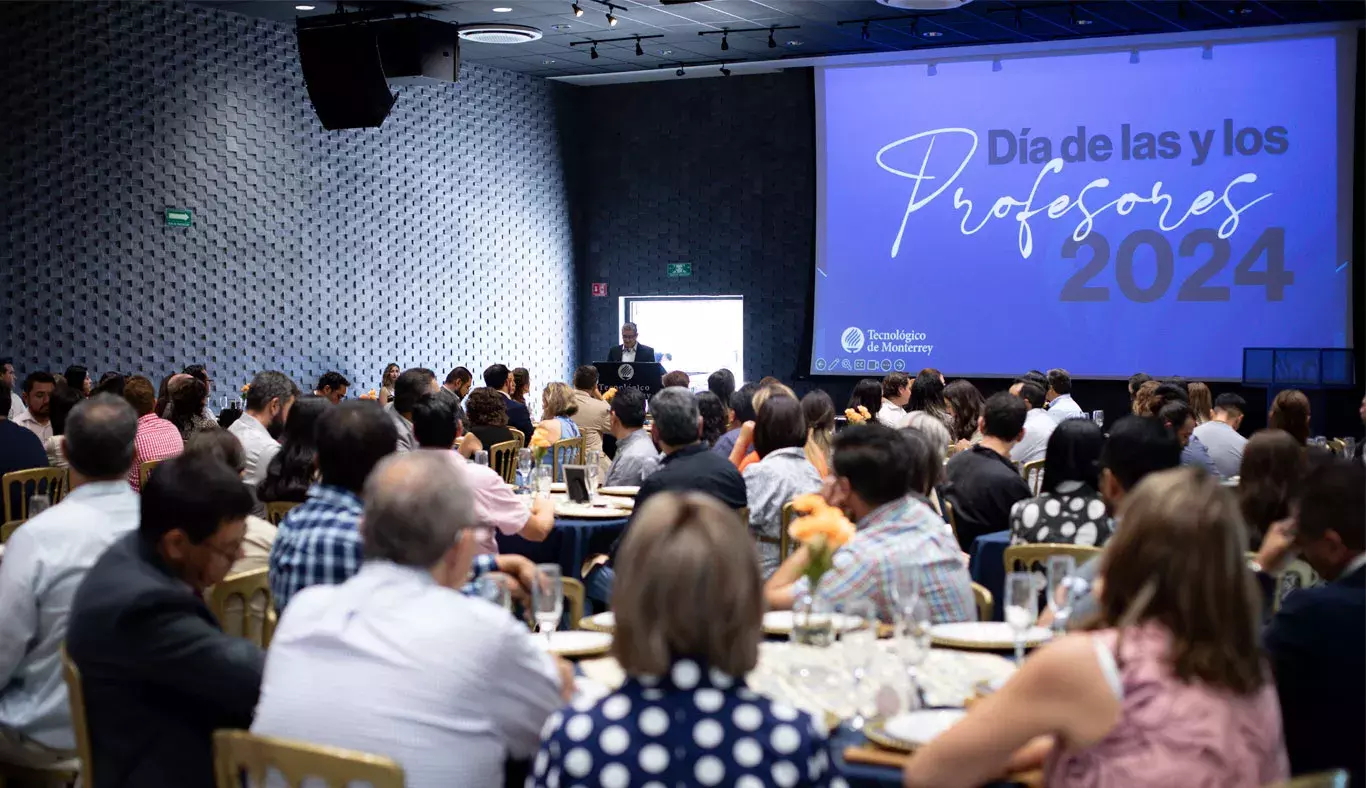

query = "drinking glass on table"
1343;437;1357;459
517;449;534;491
585;450;601;495
1092;410;1105;429
894;596;933;711
1004;572;1038;666
473;450;489;467
890;565;919;611
28;494;51;517
533;464;554;497
532;564;564;646
474;573;512;611
839;599;879;730
1046;555;1078;636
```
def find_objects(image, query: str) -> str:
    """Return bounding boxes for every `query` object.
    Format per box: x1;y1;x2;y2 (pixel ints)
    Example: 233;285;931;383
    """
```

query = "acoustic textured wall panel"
569;71;816;382
0;0;575;409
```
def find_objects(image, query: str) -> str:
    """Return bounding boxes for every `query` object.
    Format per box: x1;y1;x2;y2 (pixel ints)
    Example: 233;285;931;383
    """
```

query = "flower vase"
792;587;836;647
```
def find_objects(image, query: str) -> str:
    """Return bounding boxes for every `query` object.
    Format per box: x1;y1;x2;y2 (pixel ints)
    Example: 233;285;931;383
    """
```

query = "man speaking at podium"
606;322;655;363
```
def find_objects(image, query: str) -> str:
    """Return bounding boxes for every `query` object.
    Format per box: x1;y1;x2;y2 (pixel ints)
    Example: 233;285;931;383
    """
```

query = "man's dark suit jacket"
1264;562;1365;786
606;344;656;363
67;532;265;788
609;443;746;563
503;393;535;440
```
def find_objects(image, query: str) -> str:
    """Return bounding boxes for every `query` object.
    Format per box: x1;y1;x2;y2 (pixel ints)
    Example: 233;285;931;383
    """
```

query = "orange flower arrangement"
240;383;251;396
787;493;856;591
602;387;619;402
359;389;378;401
843;405;872;424
530;424;554;463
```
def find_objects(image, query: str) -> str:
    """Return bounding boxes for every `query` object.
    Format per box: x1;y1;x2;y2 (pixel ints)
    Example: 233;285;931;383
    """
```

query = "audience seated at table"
42;383;81;469
744;395;823;577
1257;456;1365;784
253;451;571;788
313;370;349;404
534;492;841;788
899;426;952;527
1192;392;1248;478
227;370;299;516
122;375;184;492
1129;379;1160;416
1008;380;1054;466
0;395;140;769
1236;429;1306;549
944;379;985;446
945;393;1032;551
713;381;758;458
766;423;974;624
67;452;264;788
1009;419;1113;547
484;363;536;439
878;371;911;427
535;381;583;476
603;387;659;488
389;367;440;454
847;377;883;424
569;365;612;473
512;366;532;406
802;390;836;472
378;362;400;407
707;367;736;421
3;359;22;419
465;385;522;451
180;431;279;576
904;467;1289;788
1159;399;1219;476
906;369;953;436
15;371;55;443
411;395;552;552
256;394;328;503
436;366;472;429
62;366;92;398
165;373;219;441
0;379;49;517
1268;388;1312;446
1043;368;1084;422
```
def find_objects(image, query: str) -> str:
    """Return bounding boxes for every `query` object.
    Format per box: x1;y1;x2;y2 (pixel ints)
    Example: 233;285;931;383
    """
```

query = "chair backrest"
551;436;585;480
213;729;405;788
779;501;797;562
489;439;520;485
264;501;300;526
209;569;275;648
971;582;994;621
942;498;959;541
1020;459;1046;496
61;646;95;786
507;427;526;450
1264;770;1350;788
526;577;586;631
2;467;67;531
139;459;164;490
1003;543;1103;576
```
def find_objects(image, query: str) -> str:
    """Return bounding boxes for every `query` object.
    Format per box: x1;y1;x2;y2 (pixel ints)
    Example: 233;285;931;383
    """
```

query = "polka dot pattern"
1010;488;1115;548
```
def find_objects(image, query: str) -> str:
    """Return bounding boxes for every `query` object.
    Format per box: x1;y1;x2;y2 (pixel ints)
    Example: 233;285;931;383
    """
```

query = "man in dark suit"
67;453;263;788
483;363;534;439
605;322;655;363
1259;457;1365;785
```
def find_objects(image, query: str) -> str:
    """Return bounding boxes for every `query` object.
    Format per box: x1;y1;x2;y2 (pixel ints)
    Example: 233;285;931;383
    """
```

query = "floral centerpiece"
844;405;872;424
530;424;553;464
602;386;618;403
240;383;251;396
787;494;856;645
359;389;378;401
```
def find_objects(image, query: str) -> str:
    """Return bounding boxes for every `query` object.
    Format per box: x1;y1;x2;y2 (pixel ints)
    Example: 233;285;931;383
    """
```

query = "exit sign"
591;282;608;297
666;263;692;278
165;209;193;227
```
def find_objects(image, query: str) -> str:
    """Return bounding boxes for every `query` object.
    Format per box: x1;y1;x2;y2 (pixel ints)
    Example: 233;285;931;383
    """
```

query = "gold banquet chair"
489;439;521;485
1019;459;1046;496
265;501;300;526
209;569;276;648
1;467;67;542
213;730;404;788
508;427;526;450
139;459;164;490
1265;770;1350;788
971;582;994;621
551;436;585;481
63;646;95;786
779;501;799;562
1003;543;1103;577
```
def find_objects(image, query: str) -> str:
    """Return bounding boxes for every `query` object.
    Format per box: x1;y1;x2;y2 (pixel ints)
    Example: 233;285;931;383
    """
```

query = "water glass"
1004;572;1038;666
585;450;601;494
517;449;534;491
894;596;932;710
533;464;554;497
1046;555;1077;635
473;573;512;611
1343;437;1357;458
1092;410;1105;429
890;565;919;611
532;564;564;644
473;450;489;467
28;493;51;517
839;600;879;729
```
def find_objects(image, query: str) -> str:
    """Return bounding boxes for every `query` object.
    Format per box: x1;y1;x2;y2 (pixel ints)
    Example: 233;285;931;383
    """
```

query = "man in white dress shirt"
228;371;298;515
877;371;911;428
0;395;140;767
1045;368;1085;422
14;372;55;444
1010;381;1056;465
252;451;571;788
3;359;24;420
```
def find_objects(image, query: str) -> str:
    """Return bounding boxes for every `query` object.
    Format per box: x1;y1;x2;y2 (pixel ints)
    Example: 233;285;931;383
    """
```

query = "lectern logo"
618;364;635;381
841;327;865;354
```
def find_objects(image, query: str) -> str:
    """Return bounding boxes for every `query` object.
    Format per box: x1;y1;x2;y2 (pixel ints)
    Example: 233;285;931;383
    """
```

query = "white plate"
883;709;967;747
555;503;632;519
762;610;864;635
598;486;640;497
539;630;613;657
580;612;615;632
929;622;1051;650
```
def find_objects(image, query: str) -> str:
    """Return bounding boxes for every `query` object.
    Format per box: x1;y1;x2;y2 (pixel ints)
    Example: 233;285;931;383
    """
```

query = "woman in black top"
259;395;330;503
465;386;519;449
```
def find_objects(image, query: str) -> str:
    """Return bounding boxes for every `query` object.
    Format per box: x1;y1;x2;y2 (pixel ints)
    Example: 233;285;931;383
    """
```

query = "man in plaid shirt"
123;376;183;492
764;424;975;624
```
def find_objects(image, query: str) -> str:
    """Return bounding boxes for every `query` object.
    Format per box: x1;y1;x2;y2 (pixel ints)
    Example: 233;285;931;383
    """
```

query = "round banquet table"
496;511;628;582
968;530;1012;622
830;723;1034;787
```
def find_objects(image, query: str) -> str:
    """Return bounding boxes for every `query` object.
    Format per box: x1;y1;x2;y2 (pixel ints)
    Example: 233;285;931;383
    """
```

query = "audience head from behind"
483;363;513;395
412;395;460;450
908;369;947;415
1187;382;1213;423
316;400;399;495
444;366;473;399
1293;456;1365;582
609;387;647;438
1205;392;1247;432
731;382;761;425
314;371;350;404
139;453;254;593
612;492;761;677
1149;381;1189;414
93;372;126;398
572;364;599;393
64;394;139;484
649;386;702;452
1237;429;1306;547
64;365;92;397
944;379;984;442
183;363;210;389
539;381;578;421
259;395;331;503
1044;368;1072;403
1268;389;1311;445
122;376;158;417
184;430;247;477
979;391;1028;448
1014;381;1046;412
696;391;728;448
1093;467;1267;695
465;387;509;427
48;383;83;437
1041;419;1104;494
511;367;531;403
848;378;883;419
394;368;438;418
1098;415;1182;508
829;423;914;521
803;390;836;456
899;426;944;498
882;372;912;407
1159;400;1196;448
707;368;736;410
0;376;12;418
1009;371;1048;398
661;370;691;389
362;452;478;588
244;371;300;438
752;394;806;459
22;371;56;423
1128;372;1153;402
1132;379;1161;416
167;374;208;427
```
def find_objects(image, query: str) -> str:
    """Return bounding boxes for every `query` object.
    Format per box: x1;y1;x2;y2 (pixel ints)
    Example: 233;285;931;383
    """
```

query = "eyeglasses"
205;540;244;563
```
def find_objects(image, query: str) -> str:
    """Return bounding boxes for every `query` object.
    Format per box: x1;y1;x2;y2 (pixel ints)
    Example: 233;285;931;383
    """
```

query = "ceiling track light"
861;21;870;40
767;29;776;48
676;64;685;76
572;2;582;18
720;64;731;76
606;11;616;26
634;37;643;56
590;43;598;59
721;32;729;51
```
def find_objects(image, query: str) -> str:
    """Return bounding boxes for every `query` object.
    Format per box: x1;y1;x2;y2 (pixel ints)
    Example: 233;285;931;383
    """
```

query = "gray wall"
0;0;576;405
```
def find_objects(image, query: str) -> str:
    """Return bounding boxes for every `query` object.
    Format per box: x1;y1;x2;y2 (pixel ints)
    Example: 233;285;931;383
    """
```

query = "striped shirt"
792;495;975;624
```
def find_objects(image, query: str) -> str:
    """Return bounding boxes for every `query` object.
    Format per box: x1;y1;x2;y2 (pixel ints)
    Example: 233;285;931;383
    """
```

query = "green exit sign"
666;263;692;278
165;209;193;227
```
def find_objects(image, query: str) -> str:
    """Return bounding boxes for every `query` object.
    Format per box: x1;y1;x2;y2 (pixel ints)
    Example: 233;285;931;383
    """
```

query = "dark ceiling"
193;0;1366;79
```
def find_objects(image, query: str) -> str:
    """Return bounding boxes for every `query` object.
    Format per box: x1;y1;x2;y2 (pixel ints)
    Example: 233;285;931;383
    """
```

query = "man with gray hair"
585;386;746;605
0;395;140;768
252;451;571;788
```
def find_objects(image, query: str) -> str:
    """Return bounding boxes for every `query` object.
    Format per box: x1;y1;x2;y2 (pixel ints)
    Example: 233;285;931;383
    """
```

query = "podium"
595;361;666;401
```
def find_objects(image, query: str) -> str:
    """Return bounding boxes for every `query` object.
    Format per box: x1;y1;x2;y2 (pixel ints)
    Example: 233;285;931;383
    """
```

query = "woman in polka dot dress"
531;492;845;788
1009;420;1115;547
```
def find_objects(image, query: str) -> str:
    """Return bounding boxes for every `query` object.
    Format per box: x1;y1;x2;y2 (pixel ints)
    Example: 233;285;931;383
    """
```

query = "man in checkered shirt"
123;376;183;492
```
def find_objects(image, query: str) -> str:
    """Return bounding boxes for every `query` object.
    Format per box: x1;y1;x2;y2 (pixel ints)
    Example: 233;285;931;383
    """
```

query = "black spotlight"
768;30;776;48
634;37;643;56
606;11;617;26
720;65;731;76
590;43;598;59
721;32;729;51
676;65;685;76
572;2;582;17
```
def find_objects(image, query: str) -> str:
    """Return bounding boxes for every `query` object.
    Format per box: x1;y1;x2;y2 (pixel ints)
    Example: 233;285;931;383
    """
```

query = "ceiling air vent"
457;24;543;44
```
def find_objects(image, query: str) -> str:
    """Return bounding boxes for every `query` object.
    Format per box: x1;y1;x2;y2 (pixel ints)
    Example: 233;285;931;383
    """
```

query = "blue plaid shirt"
269;484;495;612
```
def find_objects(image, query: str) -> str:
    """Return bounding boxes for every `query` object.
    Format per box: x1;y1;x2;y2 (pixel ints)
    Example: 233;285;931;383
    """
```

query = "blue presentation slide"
810;35;1353;379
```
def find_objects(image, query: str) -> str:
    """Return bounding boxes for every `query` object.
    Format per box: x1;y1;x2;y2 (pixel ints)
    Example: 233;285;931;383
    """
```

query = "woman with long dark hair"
258;396;331;503
943;379;984;444
906;368;953;438
1236;429;1305;548
846;378;882;423
1009;419;1112;546
378;363;400;408
695;391;728;448
166;375;219;441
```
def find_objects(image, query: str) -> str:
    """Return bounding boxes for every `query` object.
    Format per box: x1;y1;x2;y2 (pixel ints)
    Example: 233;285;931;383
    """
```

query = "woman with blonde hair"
1187;381;1213;424
1268;389;1311;445
903;467;1288;787
534;381;581;477
531;493;838;787
802;390;836;472
378;363;400;407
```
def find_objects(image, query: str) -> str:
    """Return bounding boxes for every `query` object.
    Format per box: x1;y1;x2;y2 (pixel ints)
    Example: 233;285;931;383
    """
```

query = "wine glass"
890;565;919;611
585;450;601;495
533;464;554;497
894;596;932;711
1004;572;1038;666
532;564;564;646
28;493;51;517
838;599;879;730
473;450;489;467
474;573;512;611
1046;555;1078;636
517;449;534;491
1092;409;1104;429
